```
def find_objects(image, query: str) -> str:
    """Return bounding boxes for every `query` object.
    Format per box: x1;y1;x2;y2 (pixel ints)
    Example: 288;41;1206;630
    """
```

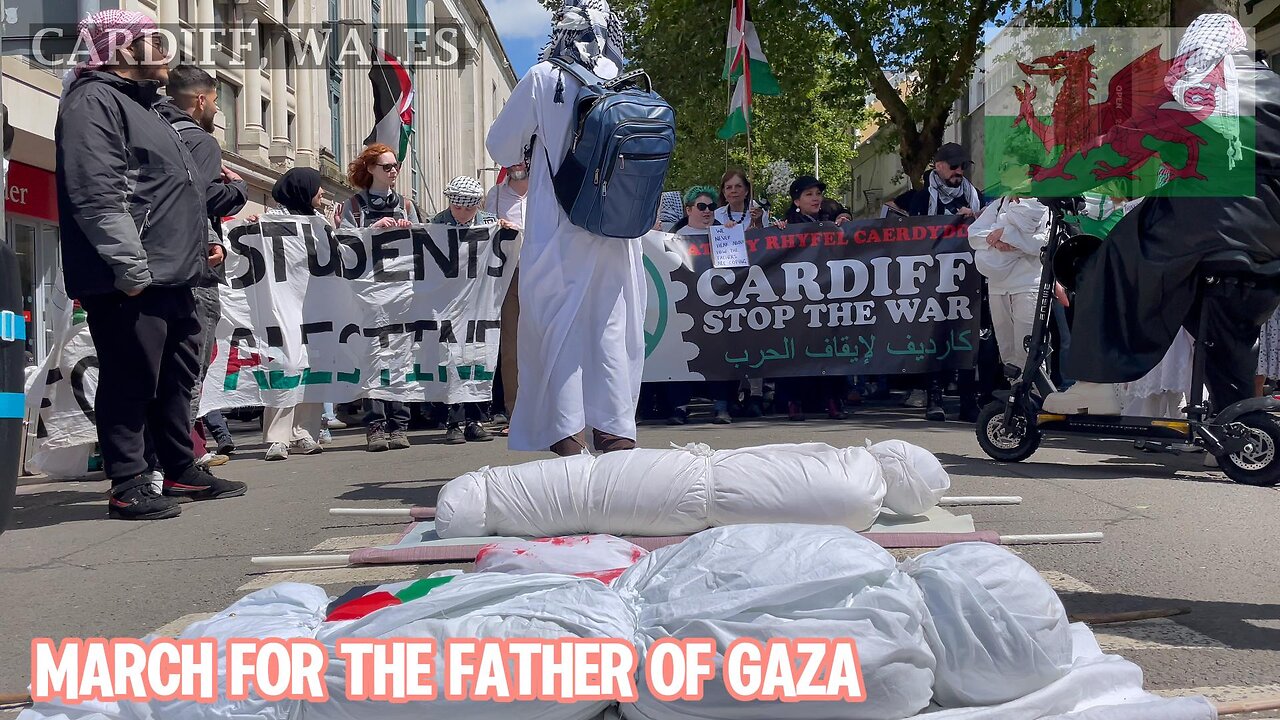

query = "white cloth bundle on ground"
902;543;1074;707
614;524;938;720
434;441;949;538
19;527;1217;720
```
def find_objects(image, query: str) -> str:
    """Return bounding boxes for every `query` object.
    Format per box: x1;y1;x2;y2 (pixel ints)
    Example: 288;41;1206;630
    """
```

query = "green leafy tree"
540;0;870;202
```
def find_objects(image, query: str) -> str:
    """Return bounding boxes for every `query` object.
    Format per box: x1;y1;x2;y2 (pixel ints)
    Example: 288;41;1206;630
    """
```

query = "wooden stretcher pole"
1216;696;1280;716
329;508;414;517
250;554;352;569
1000;532;1104;545
1068;608;1189;624
939;496;1023;506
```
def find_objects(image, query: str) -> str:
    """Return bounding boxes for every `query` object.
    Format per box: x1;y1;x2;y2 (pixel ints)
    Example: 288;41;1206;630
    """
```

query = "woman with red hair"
336;144;425;452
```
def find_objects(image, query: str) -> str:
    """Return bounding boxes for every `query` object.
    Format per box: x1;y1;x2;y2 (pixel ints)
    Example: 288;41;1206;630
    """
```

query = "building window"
330;89;342;167
179;0;192;24
371;0;381;27
288;112;296;145
283;0;295;22
285;43;295;88
218;79;240;148
215;1;236;55
262;99;271;137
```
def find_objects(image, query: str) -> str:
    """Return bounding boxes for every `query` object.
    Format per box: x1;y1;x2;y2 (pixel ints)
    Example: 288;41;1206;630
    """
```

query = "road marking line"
309;533;403;552
238;565;419;591
1093;618;1229;651
149;612;217;638
1155;683;1280;703
1039;570;1098;594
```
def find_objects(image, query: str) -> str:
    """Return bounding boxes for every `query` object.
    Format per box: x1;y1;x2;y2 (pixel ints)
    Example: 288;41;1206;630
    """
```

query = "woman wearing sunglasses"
336;143;425;453
667;187;738;424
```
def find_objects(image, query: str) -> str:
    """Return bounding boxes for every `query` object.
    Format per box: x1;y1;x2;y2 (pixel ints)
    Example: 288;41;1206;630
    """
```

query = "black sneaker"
926;389;946;422
163;464;247;502
444;424;466;444
214;438;237;455
108;478;181;520
465;422;494;442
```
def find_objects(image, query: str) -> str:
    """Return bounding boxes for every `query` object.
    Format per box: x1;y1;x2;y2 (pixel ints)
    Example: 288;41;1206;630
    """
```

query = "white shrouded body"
434;441;950;538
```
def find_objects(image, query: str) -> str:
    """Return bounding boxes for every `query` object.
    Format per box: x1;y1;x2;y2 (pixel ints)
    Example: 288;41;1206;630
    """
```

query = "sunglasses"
376;162;401;172
692;202;716;212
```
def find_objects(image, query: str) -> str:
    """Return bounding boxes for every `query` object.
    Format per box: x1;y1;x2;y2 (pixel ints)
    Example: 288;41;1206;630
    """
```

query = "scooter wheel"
977;401;1041;462
1218;412;1280;487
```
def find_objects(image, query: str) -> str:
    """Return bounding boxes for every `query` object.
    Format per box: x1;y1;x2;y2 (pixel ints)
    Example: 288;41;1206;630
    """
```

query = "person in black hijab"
256;167;330;462
270;168;325;216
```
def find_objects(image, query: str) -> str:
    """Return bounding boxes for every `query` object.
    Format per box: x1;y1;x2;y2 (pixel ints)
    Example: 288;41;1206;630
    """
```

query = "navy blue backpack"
545;58;676;239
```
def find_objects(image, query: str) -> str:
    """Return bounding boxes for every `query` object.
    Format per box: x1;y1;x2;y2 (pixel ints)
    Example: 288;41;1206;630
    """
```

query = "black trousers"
1184;280;1280;410
363;399;410;432
81;286;200;486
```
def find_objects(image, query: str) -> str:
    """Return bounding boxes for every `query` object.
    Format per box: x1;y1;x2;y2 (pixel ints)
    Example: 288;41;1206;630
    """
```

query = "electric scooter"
975;197;1280;487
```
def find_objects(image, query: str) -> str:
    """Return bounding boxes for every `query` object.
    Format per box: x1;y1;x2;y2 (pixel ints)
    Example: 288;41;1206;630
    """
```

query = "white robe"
485;61;647;451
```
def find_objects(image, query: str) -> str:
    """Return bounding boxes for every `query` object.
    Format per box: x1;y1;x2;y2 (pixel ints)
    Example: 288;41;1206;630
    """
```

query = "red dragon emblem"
1013;43;1228;183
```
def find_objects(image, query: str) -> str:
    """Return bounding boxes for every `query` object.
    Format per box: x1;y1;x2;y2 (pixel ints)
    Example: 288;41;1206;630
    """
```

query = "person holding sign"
668;187;737;425
430;177;501;445
253;169;330;463
484;0;647;456
337;144;425;453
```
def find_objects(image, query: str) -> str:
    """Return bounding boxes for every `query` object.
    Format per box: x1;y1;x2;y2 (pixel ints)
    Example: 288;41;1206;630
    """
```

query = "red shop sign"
6;161;58;223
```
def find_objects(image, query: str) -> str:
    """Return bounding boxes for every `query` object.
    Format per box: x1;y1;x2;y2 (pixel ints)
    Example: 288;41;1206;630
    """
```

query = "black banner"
658;216;981;380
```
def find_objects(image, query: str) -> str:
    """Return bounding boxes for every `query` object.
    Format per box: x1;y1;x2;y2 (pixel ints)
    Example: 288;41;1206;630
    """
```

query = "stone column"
238;19;267;161
269;31;291;162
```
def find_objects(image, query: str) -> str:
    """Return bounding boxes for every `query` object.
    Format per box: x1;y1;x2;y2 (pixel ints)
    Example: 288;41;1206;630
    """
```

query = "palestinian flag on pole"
717;75;751;140
981;26;1255;198
364;45;415;162
722;0;779;96
325;576;456;621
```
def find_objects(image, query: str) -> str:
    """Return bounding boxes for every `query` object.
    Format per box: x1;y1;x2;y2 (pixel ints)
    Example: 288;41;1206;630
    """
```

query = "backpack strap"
170;118;203;136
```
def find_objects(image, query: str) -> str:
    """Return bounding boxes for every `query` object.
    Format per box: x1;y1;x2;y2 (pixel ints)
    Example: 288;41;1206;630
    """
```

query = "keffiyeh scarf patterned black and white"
1167;13;1249;169
540;0;625;78
444;176;485;208
927;171;982;216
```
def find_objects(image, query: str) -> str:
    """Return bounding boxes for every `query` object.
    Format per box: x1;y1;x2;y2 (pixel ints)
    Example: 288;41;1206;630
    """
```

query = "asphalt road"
2;405;1278;715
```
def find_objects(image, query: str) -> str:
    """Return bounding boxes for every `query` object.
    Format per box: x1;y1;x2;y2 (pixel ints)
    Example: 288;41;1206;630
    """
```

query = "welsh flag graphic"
365;45;415;162
722;0;779;95
325;576;455;621
982;27;1255;198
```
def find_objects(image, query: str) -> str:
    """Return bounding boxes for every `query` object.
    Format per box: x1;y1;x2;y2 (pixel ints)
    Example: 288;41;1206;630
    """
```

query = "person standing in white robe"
484;0;647;456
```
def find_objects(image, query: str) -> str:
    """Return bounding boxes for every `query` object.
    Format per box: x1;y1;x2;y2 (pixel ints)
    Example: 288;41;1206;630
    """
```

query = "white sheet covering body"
484;60;647;452
434;441;948;538
19;527;1218;720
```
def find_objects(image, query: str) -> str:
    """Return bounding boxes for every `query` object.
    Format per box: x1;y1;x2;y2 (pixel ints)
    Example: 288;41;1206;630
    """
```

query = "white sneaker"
195;452;229;468
903;389;927;408
292;437;323;455
318;428;333;445
265;442;289;461
1042;382;1123;415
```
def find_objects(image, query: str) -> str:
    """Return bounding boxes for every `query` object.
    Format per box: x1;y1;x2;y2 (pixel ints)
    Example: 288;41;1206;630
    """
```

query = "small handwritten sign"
710;224;749;268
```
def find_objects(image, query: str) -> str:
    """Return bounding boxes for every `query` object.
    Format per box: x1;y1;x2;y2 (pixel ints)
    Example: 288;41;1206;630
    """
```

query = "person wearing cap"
55;10;246;520
431;176;501;445
884;142;988;423
886;143;986;218
772;177;853;420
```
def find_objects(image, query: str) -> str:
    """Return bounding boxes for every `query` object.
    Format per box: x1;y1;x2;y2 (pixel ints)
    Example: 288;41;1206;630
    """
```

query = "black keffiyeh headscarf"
540;0;625;82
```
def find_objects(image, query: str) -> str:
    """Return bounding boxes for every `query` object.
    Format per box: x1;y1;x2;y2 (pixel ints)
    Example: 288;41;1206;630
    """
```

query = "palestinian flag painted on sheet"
717;75;751;140
722;0;779;96
325;576;455;621
364;45;415;162
981;26;1254;198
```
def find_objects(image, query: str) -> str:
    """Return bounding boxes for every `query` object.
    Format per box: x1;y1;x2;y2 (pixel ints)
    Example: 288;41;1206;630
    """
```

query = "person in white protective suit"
484;0;647;457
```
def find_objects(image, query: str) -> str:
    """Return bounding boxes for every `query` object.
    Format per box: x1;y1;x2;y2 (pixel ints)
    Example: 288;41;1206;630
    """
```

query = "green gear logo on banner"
643;255;668;358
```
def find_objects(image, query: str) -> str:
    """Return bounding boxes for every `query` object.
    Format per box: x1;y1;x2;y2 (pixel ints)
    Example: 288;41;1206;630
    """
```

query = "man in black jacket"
159;65;247;463
55;11;246;520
